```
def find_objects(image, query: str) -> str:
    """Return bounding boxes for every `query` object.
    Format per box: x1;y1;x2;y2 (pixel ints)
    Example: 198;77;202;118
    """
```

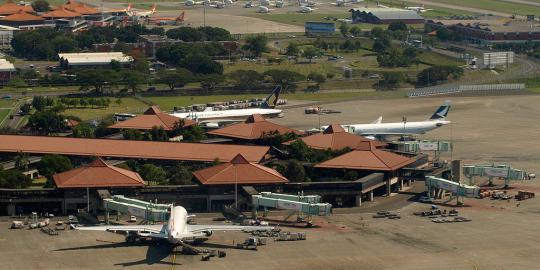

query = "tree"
372;37;390;54
263;69;305;90
349;26;362;37
20;103;31;115
0;170;32;189
199;74;225;94
37;154;72;187
180;54;223;74
32;0;50;12
242;35;268;57
287;140;311;161
228;70;262;90
138;164;167;185
72;123;96;138
302;46;321;63
169;163;193;185
285;42;300;61
159;68;193;91
339;22;349;37
122;129;145;140
417;65;463;86
150;126;169;141
436;27;451;41
110;60;122;71
377;72;403;90
283;159;306;182
307;72;326;88
182;125;206;142
28;110;66;135
14;153;30;171
51;35;77;54
122;70;146;93
76;69;120;94
166;27;203;41
388;21;407;32
8;77;27;89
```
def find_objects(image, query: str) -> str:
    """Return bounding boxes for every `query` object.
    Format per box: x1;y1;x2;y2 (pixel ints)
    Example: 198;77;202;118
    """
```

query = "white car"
129;216;137;223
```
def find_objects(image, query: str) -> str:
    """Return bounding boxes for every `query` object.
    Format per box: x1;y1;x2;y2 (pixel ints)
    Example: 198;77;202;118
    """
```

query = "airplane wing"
77;224;166;236
187;224;274;233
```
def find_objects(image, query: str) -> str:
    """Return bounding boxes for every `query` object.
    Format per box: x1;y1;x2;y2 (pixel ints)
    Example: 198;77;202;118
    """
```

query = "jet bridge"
425;176;480;205
252;192;332;224
103;195;171;223
463;164;534;187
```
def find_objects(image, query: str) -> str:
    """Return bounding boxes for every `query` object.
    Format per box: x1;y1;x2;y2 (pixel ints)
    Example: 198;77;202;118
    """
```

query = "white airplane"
298;6;315;12
321;101;452;138
78;206;274;245
171;86;284;127
405;4;432;12
128;4;157;17
257;6;272;12
331;0;363;7
184;0;205;6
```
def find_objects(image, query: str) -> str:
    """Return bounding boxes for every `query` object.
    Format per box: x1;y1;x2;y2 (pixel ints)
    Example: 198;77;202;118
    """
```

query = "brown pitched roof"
42;6;81;18
314;141;414;171
0;135;269;163
53;157;145;188
283;123;385;150
0;1;35;16
61;0;99;15
193;154;288;185
0;10;43;22
207;114;303;140
109;106;196;131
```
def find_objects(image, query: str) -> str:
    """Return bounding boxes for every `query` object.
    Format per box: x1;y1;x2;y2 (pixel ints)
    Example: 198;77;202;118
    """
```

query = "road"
404;0;515;17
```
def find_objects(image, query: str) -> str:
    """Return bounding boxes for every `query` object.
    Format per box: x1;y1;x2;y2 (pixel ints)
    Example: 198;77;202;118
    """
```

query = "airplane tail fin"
262;85;282;108
151;3;157;13
429;100;451;120
177;11;185;21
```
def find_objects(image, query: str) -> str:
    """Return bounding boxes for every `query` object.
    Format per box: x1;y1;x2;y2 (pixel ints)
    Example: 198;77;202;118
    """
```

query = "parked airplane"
257;6;272;13
331;0;363;7
184;0;205;6
298;6;315;12
321;101;452;137
109;3;132;14
146;11;185;25
405;4;432;13
128;4;157;17
78;206;273;245
171;86;284;127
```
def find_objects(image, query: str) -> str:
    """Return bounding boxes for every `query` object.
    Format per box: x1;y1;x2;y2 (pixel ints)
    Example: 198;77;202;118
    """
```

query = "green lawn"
0;99;15;108
0;109;10;126
350;56;428;72
224;61;338;77
63;97;148;121
417;51;464;66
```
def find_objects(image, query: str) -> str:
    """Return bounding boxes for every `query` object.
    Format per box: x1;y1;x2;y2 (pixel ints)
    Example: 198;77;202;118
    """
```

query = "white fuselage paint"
166;206;204;244
171;108;283;121
341;119;451;135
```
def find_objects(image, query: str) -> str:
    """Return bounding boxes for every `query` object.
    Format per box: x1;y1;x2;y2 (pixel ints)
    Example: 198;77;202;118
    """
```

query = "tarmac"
2;94;540;269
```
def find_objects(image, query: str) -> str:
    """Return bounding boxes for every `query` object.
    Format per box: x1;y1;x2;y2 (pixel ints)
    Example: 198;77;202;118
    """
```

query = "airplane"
78;205;274;245
257;6;272;13
108;3;132;14
320;101;452;138
405;4;432;13
171;86;284;128
184;0;205;6
331;0;363;7
298;5;315;12
146;11;185;25
128;3;157;17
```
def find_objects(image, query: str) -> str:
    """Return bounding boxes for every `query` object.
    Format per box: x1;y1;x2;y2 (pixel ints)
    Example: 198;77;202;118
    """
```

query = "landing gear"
125;232;138;243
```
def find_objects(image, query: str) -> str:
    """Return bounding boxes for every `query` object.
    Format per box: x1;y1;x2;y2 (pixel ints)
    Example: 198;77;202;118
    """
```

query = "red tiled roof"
109;106;196;131
314;141;414;171
53;157;145;188
0;10;43;22
207;114;303;140
193;154;288;185
0;1;35;16
42;6;81;18
61;0;99;15
0;135;269;163
283;123;386;150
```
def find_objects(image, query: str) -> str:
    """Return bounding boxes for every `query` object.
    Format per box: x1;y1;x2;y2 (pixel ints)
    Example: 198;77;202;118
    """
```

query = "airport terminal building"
350;8;424;24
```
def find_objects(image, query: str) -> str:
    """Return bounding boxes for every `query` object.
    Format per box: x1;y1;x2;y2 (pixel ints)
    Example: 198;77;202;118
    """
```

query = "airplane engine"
204;231;213;237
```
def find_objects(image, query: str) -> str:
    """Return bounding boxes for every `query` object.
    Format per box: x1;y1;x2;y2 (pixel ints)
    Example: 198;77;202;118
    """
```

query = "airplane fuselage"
171;108;283;121
343;120;451;135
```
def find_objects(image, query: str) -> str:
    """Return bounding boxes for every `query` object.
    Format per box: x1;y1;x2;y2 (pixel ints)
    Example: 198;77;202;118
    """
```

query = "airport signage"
483;52;514;68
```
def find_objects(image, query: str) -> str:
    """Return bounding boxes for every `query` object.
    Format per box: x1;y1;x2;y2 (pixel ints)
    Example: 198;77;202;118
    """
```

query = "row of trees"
165;26;232;42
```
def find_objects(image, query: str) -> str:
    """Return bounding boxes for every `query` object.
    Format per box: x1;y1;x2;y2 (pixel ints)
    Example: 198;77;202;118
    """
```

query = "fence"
407;83;525;97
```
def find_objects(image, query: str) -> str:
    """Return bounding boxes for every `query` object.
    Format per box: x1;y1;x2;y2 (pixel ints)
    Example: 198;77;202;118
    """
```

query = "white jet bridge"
103;195;171;223
425;176;480;205
463;163;534;187
252;192;332;226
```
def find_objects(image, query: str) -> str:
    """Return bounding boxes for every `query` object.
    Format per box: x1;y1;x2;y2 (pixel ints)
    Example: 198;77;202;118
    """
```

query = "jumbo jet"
171;86;284;127
321;101;451;138
78;206;273;245
146;11;185;25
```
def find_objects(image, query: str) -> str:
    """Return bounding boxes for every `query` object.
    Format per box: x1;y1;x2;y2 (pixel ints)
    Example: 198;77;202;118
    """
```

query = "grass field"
64;97;148;121
376;0;477;17
350;56;428;72
224;61;338;77
0;109;10;126
0;99;15;108
417;51;464;66
427;0;540;16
